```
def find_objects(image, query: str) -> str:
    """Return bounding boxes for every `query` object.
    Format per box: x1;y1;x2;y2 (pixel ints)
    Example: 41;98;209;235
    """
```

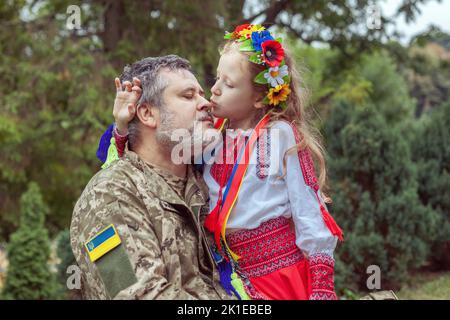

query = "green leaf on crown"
262;96;270;105
224;33;232;40
249;52;262;64
239;39;255;51
254;70;268;84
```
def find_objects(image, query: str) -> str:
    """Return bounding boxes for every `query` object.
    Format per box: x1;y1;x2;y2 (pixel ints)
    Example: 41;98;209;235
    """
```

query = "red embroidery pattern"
226;217;305;279
210;137;236;187
256;130;271;179
282;120;344;241
210;162;234;188
309;253;337;300
113;128;129;157
210;136;247;187
281;121;319;192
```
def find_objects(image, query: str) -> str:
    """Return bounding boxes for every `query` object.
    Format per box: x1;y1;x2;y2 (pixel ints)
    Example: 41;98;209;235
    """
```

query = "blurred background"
0;0;449;300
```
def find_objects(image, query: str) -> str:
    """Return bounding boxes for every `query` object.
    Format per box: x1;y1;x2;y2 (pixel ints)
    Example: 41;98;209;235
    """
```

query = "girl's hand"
113;77;142;135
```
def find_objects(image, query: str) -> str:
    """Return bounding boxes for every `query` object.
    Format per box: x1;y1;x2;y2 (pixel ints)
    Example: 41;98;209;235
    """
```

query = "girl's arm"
97;77;141;166
278;121;341;300
112;76;141;157
113;76;141;136
113;125;128;157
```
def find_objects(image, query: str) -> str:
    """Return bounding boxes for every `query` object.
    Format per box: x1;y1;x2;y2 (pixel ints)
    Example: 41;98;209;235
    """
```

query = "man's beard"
155;106;179;149
155;106;204;150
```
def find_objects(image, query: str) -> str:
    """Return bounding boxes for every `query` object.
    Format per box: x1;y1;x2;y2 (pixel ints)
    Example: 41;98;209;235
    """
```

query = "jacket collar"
124;150;207;209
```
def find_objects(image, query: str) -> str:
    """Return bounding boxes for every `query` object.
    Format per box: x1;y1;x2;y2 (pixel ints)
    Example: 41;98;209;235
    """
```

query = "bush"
55;229;81;299
326;101;438;292
412;100;450;270
1;182;59;299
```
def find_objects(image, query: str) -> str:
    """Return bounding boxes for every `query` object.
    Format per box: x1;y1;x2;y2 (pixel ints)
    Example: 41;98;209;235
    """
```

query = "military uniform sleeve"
72;176;203;300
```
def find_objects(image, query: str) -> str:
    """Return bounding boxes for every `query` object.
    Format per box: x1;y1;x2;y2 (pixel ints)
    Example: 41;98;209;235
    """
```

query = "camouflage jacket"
70;150;232;300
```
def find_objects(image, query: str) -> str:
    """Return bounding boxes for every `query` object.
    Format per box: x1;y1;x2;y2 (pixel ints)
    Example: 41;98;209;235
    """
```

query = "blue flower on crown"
251;30;274;52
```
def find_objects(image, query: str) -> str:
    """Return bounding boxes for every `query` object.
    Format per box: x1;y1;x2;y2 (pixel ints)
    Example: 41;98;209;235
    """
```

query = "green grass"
340;271;450;300
396;272;450;300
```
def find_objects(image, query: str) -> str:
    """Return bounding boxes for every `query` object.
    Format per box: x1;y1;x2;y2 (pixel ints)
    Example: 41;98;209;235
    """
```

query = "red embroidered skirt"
226;216;312;300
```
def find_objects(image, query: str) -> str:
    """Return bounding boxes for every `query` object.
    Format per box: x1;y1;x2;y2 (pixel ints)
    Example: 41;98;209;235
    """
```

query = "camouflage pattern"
70;150;234;300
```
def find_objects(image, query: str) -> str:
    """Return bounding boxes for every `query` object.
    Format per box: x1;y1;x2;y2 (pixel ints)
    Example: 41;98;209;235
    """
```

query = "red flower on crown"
232;24;251;38
261;40;284;67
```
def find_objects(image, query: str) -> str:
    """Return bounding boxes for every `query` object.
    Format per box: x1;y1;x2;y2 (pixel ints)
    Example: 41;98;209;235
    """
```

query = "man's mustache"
196;111;213;122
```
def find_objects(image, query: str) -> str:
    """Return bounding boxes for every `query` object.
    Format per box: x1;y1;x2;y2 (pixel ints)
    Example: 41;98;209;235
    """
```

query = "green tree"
55;229;81;299
388;26;450;117
323;51;440;291
327;101;438;292
412;100;450;269
1;182;58;299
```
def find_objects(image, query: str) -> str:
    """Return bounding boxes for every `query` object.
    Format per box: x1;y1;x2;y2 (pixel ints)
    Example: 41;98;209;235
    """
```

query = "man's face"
154;69;215;151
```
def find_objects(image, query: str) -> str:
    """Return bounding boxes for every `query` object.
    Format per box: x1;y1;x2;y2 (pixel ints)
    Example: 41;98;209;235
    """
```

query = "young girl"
101;24;343;300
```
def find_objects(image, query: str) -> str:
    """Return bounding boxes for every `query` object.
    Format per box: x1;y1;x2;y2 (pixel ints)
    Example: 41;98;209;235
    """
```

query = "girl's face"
210;50;261;123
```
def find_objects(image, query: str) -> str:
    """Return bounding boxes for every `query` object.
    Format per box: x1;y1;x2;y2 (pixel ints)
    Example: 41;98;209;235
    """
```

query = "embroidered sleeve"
113;126;128;157
308;253;338;300
276;121;339;300
277;121;338;257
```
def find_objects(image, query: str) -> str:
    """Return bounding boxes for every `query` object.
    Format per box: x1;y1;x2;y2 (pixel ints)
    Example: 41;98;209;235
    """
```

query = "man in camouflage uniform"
70;55;232;299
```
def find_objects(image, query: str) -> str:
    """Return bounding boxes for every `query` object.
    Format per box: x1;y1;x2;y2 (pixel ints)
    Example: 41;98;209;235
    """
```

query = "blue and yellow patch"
85;224;122;262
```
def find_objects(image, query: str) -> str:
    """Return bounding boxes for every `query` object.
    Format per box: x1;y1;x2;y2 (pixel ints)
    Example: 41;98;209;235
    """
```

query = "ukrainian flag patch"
85;224;122;262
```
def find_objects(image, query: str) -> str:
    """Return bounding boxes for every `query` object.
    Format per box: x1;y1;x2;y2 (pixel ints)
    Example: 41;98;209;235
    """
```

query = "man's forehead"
161;68;202;91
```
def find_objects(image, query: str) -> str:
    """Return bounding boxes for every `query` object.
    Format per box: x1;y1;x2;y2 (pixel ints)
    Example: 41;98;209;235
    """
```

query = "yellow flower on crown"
267;84;291;106
237;24;266;39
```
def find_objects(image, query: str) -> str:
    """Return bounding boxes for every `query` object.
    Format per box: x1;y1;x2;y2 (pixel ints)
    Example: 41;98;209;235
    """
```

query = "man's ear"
136;103;158;129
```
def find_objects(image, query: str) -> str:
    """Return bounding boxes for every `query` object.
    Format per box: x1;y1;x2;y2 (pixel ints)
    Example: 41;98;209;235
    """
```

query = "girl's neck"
227;109;266;130
227;118;255;131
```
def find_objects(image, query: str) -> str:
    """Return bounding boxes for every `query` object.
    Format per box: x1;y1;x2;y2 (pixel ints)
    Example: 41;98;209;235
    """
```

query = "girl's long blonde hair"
220;41;332;204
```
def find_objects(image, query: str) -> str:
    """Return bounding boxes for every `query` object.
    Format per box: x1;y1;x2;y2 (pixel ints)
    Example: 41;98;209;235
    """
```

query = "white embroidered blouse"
203;120;338;258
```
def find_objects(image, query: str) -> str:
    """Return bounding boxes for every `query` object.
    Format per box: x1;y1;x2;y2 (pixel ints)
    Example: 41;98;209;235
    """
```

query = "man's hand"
113;77;142;135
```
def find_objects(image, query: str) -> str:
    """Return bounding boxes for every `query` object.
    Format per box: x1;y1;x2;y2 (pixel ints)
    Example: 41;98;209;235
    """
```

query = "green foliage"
1;182;59;299
328;100;438;291
0;0;230;241
55;229;81;299
333;73;373;106
56;230;73;283
285;37;338;106
412;101;450;269
390;26;450;117
0;0;448;298
324;50;443;292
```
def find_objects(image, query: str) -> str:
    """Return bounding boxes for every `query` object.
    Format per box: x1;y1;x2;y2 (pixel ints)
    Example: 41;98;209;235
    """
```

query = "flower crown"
224;24;291;110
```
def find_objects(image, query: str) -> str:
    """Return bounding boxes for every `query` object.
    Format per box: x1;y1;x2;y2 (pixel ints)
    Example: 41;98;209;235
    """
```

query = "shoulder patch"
85;224;121;262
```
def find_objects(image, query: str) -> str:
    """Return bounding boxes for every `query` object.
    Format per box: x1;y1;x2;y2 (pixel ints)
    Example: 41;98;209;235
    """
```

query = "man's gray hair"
119;55;192;150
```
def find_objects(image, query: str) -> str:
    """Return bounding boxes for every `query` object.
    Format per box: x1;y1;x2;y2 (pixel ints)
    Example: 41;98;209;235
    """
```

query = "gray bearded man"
70;55;233;300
